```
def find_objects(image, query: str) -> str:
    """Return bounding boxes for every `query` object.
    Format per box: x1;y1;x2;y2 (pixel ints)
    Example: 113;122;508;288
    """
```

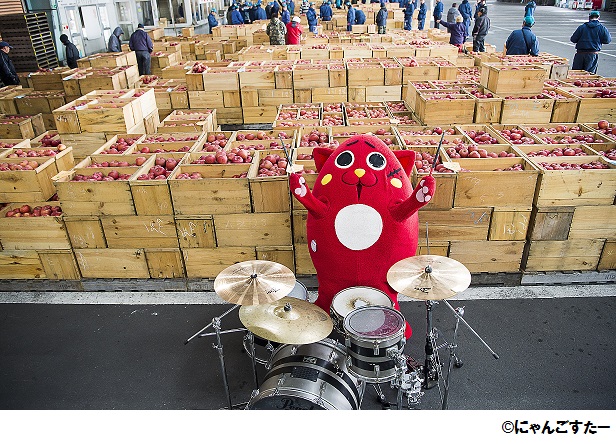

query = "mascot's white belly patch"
334;204;383;251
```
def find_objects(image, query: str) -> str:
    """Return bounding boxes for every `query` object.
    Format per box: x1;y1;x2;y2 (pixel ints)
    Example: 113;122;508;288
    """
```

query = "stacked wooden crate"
186;64;242;124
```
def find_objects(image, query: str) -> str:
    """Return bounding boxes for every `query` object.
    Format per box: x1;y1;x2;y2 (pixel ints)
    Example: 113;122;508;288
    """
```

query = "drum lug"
373;340;380;356
290;345;298;355
273;373;287;396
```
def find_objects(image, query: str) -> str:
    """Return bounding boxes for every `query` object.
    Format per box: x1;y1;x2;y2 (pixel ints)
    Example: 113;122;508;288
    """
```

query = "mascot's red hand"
390;174;436;222
289;172;328;218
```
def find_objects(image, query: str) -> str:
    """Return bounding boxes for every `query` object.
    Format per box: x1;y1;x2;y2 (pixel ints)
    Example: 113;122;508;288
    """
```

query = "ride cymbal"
239;297;333;345
387;255;471;301
214;260;296;306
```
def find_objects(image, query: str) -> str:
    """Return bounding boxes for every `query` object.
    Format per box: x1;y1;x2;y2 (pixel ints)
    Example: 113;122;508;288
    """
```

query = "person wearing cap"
346;2;355;31
524;0;536;18
376;2;388;34
208;9;219;33
335;0;342;9
417;0;427;30
570;11;611;75
306;3;318;32
355;7;366;25
474;0;486;20
458;0;471;39
129;24;154;76
471;6;489;53
0;42;20;86
281;4;291;24
433;0;444;29
108;26;124;52
504;16;539;56
231;4;245;24
59;34;80;69
436;15;466;51
254;2;267;20
286;16;304;44
403;1;415;31
266;11;287;44
320;1;333;21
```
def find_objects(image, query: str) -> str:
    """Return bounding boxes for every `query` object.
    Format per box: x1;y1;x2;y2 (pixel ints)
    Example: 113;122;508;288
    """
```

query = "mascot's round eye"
335;150;354;169
367;152;386;170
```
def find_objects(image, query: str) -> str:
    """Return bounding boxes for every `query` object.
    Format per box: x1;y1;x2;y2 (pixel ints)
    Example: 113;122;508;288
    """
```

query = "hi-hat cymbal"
387;255;471;301
214;260;296;306
239;297;333;345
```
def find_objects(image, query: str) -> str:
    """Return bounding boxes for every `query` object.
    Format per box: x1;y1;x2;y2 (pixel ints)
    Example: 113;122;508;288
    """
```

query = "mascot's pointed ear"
393;150;416;177
313;147;335;172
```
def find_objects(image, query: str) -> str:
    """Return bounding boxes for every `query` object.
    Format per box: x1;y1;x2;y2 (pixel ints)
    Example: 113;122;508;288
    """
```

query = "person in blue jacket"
231;4;244;24
417;0;426;30
504;16;539;56
376;1;388;34
404;1;415;31
346;2;356;31
306;3;318;32
524;1;536;18
281;4;291;23
355;8;366;24
208;8;219;33
320;1;333;20
570;11;612;74
254;2;267;19
458;0;472;39
399;0;408;9
289;0;296;15
241;3;252;23
433;0;443;29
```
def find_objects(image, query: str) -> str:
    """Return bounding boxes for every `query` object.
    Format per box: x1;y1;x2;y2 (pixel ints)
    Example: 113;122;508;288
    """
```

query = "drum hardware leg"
423;300;440;390
442;301;500;360
246;332;260;390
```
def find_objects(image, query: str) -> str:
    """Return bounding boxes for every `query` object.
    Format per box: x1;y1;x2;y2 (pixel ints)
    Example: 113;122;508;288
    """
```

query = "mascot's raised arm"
289;134;436;339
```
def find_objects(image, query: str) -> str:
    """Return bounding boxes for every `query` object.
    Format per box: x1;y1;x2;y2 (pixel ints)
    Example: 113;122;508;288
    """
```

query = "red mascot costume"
289;134;436;339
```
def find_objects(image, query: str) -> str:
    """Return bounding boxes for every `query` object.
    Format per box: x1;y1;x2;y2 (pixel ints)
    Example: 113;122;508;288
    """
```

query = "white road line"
0;284;614;304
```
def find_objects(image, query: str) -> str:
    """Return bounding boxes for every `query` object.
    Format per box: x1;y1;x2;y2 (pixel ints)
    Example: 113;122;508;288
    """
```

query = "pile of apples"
298;130;335;148
387;102;409;112
136;158;179;180
540;134;606;144
297;109;319;120
175;171;205;180
496;164;525;172
38;133;63;148
467;89;494;99
368;108;388;119
346;108;368;118
537;161;609;170
0;160;39;171
277;111;297;120
5;148;58;158
542;90;568;99
297;153;313;160
201;133;229;151
399;127;455;136
503;95;546;100
257;154;287;177
98;137;139;154
526;147;589;157
445;144;515;159
71;171;132;181
404;137;465;146
570;79;616;88
144;135;199;143
349;120;389;126
236;131;288;141
413;151;453;174
192;148;251;165
498;128;537;144
324;104;342;112
526;125;583;134
322;114;344;126
596;148;616;161
88;159;143;168
5;204;62;217
464;130;500;145
594;120;616;137
394;115;419;125
0;142;17;148
138;144;191;153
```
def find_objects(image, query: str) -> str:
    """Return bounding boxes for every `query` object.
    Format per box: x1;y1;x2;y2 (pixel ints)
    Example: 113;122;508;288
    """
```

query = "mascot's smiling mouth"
342;170;377;201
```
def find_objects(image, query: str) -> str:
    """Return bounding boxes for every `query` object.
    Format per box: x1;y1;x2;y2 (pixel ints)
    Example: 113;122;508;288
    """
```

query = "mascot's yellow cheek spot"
321;174;332;186
390;178;402;189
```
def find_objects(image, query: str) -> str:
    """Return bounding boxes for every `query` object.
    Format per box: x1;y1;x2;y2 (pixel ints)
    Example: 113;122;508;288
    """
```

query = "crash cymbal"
239;297;333;345
214;260;296;306
387;255;471;301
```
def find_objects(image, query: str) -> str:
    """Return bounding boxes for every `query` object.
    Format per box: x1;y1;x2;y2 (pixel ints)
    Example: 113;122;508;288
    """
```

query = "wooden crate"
255;246;295;273
418;207;492;241
598;241;616;270
0;116;36;139
182;247;257;278
63;216;107;248
523;239;605;272
292;66;330;89
0;202;70;249
568;205;616;240
526;206;574;241
416;241;450;257
38;249;81;280
145;248;186;278
294;243;316;275
449;240;525;273
100;215;179;248
168;161;254;215
52;99;95;134
463;87;503;124
544;88;580;123
530;156;616;206
453;158;539;208
249;151;291;213
0;250;45;279
213;212;292;247
480;64;546;95
557;88;616;123
347;63;385;87
175;215;216;248
488;207;532;241
76;100;138;133
73;248;150;278
415;92;475;125
500;95;555;124
0;157;58;202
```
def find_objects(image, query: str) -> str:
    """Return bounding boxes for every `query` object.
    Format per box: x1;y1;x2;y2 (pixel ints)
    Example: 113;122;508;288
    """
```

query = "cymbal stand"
439;300;499;410
423;300;440;390
185;304;259;410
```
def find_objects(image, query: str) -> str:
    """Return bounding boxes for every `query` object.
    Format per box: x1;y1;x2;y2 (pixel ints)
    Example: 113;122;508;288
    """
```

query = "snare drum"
247;338;362;410
343;306;406;383
330;287;393;334
244;280;308;365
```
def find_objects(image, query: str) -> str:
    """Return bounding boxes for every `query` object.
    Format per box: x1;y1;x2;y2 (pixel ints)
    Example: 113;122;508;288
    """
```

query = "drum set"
185;256;499;410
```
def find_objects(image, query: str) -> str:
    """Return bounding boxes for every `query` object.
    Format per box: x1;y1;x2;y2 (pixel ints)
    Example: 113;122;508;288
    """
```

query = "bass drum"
247;338;362;410
243;280;308;365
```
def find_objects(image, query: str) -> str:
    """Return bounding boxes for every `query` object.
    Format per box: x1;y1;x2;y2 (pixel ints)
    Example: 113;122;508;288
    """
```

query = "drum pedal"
405;355;423;372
